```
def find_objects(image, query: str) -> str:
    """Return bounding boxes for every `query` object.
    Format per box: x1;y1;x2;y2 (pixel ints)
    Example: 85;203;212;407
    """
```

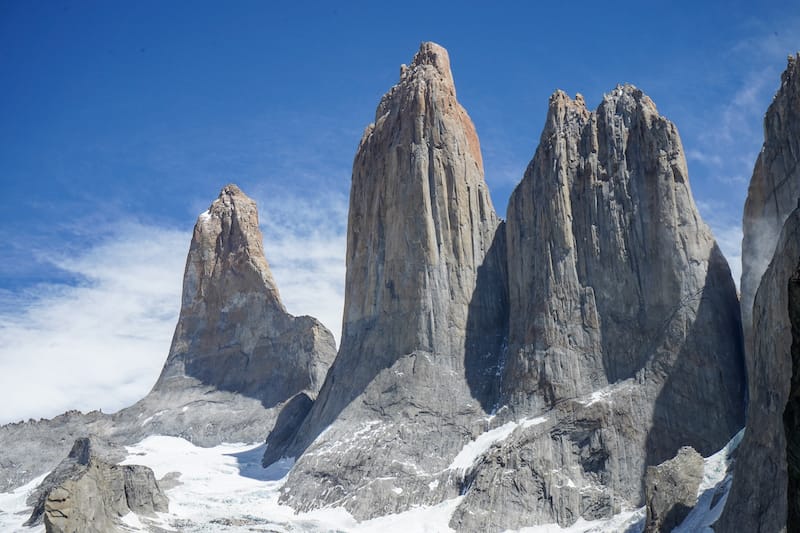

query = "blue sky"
0;1;798;422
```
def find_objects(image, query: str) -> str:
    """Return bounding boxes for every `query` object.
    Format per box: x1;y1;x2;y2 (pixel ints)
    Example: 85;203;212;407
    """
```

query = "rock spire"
262;41;509;517
452;85;745;530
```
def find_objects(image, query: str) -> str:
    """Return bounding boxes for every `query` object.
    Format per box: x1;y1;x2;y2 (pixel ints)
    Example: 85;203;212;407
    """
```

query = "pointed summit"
451;83;745;531
404;41;453;84
264;42;508;519
152;183;335;409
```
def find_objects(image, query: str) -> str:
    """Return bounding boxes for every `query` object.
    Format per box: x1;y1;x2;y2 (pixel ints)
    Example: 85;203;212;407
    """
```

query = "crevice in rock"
784;258;800;532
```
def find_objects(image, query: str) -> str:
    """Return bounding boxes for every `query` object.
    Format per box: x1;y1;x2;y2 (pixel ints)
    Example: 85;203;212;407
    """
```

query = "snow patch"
671;428;744;532
449;416;548;472
579;387;613;407
115;435;463;532
120;511;145;529
0;473;48;533
521;416;548;428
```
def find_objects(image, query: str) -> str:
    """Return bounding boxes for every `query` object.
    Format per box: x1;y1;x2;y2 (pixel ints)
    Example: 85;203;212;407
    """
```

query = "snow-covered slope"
0;428;742;532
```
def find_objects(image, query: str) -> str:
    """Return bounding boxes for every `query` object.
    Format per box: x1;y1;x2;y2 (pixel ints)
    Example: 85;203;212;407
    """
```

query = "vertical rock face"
313;41;506;422
125;184;338;445
451;86;744;531
263;42;508;517
153;183;334;406
503;87;744;449
718;54;800;533
716;209;800;533
740;54;800;355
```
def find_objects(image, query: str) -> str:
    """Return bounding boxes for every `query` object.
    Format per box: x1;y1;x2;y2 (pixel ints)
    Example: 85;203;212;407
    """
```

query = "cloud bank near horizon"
0;191;348;425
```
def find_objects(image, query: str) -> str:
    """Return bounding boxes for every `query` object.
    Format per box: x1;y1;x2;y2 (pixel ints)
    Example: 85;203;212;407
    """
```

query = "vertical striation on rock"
121;184;338;445
740;54;800;357
263;42;509;518
503;86;744;447
451;85;745;531
310;41;506;423
718;54;800;533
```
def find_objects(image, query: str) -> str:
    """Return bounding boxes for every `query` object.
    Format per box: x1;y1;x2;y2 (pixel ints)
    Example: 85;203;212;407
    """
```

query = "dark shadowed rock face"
450;85;744;531
716;55;800;533
716;209;800;533
25;437;168;533
262;41;509;518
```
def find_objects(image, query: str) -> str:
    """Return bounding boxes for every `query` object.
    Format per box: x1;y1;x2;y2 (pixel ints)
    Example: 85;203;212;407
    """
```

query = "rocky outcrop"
644;446;704;533
451;85;744;531
716;55;800;533
740;54;800;357
25;437;167;533
262;42;509;517
0;185;337;493
716;209;800;533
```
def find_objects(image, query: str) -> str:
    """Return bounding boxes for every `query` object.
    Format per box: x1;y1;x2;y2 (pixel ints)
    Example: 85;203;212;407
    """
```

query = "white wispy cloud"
0;223;187;424
255;190;348;344
0;191;348;425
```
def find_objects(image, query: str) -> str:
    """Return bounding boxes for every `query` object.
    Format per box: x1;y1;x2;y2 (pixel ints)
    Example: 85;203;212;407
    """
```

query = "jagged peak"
600;83;658;114
784;52;800;82
547;89;588;110
201;183;251;220
398;41;454;87
187;183;284;311
780;52;800;90
544;90;590;133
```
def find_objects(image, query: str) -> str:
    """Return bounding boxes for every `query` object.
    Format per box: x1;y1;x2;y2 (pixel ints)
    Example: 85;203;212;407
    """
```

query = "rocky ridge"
644;446;704;533
259;43;745;531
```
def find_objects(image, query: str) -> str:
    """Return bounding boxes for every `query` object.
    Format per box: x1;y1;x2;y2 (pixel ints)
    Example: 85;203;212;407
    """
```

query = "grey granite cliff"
450;85;745;531
717;53;800;533
262;41;509;518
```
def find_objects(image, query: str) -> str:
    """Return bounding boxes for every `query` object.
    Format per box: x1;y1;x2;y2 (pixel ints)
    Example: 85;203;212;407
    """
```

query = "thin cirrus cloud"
0;192;348;425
